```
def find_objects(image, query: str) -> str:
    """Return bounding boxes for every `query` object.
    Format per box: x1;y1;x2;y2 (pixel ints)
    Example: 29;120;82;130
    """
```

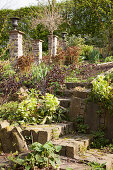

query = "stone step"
65;82;92;90
22;122;74;144
52;134;92;158
60;156;90;170
73;87;91;99
57;87;91;99
60;149;113;170
56;89;74;98
58;98;71;108
75;149;113;170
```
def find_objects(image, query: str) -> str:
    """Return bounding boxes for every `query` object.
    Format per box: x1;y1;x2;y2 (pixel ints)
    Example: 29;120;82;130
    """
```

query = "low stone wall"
69;87;113;140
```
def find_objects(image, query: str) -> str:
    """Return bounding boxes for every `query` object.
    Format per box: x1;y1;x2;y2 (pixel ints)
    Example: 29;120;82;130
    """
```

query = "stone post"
53;35;58;57
62;32;67;51
48;34;53;57
31;39;43;65
48;34;58;57
9;30;24;59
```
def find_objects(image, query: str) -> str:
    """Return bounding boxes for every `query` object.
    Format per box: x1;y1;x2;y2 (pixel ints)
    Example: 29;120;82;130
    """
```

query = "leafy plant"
0;89;65;125
0;101;18;122
9;141;62;169
81;45;93;60
66;34;85;47
88;161;106;169
91;74;113;114
90;129;109;149
75;116;89;134
2;61;16;79
105;56;113;62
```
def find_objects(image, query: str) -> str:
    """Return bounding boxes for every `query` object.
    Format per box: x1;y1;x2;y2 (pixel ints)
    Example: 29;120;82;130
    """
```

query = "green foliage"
0;101;18;122
105;56;113;62
90;129;109;149
81;45;102;63
88;49;101;63
91;75;112;100
75;116;89;134
31;63;49;83
0;89;65;125
65;70;78;83
81;45;93;60
9;141;61;169
2;62;16;79
88;161;106;169
91;74;113;115
66;34;85;47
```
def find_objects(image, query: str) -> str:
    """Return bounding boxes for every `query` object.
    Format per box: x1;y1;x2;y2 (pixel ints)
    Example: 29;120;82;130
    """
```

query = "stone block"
66;145;75;158
38;130;52;144
85;102;100;131
69;97;85;121
59;98;71;108
0;126;28;153
0;120;10;130
105;111;113;141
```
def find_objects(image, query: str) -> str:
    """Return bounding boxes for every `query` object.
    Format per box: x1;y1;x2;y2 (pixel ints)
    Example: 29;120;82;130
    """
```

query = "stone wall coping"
31;39;44;43
48;34;58;38
9;30;25;35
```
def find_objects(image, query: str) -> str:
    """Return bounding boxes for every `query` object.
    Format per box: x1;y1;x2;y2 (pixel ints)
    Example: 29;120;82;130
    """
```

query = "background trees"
0;0;112;57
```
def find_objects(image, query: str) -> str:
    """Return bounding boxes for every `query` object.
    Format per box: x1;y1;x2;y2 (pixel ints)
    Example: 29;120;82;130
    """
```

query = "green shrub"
75;116;89;134
0;101;18;122
0;89;65;125
9;141;61;169
2;62;16;78
91;75;112;101
105;56;113;62
66;35;85;47
90;129;109;149
31;63;50;83
81;45;93;60
91;74;113;115
88;49;101;63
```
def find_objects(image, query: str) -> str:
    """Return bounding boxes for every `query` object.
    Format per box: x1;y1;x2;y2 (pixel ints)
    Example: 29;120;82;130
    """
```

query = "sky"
0;0;46;10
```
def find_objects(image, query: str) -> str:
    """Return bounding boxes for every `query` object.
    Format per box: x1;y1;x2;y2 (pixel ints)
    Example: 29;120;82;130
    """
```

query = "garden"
0;0;113;169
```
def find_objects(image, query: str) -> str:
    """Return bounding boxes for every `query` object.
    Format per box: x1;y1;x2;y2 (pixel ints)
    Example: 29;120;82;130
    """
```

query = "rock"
0;120;10;130
0;126;28;153
17;86;28;101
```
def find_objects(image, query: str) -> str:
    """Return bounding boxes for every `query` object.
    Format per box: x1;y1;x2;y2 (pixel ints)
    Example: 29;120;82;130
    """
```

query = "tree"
66;0;113;56
32;0;64;59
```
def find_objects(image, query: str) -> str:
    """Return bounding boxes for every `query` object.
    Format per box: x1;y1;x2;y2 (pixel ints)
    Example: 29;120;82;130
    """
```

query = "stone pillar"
48;34;58;57
31;39;43;64
9;30;24;59
53;35;58;57
48;34;53;56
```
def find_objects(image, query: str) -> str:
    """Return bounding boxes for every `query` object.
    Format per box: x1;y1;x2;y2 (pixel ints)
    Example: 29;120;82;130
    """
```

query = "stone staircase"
0;82;113;169
21;80;113;169
55;82;113;169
